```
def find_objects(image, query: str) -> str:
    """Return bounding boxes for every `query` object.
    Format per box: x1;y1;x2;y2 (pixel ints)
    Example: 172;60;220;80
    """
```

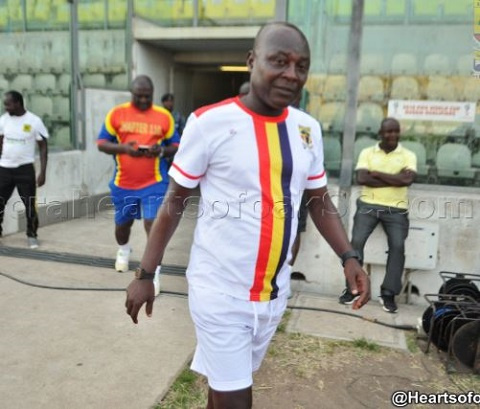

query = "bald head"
254;22;310;55
130;75;154;111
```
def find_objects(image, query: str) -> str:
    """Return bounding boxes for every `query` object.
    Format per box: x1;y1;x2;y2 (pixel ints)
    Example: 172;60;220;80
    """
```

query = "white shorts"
188;285;288;392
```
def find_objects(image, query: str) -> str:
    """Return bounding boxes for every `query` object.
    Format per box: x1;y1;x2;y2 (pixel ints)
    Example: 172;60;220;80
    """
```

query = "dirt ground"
160;319;480;409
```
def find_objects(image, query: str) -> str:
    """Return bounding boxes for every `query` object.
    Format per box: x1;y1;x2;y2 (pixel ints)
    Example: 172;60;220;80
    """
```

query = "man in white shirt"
0;90;48;248
125;22;370;409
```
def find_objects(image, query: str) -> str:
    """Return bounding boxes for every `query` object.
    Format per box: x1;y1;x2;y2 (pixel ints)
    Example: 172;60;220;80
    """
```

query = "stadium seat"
307;95;322;119
203;0;228;20
412;0;440;18
108;0;127;26
443;0;471;18
401;140;429;177
52;96;70;122
0;75;9;95
426;76;457;101
356;102;383;133
86;46;106;73
364;0;382;17
82;74;106;88
358;76;384;102
10;74;33;95
250;0;275;19
53;126;72;149
0;6;7;30
226;0;249;20
305;73;326;96
54;3;70;25
461;77;480;102
391;53;417;75
332;0;351;19
354;136;377;165
436;143;476;181
323;135;342;175
456;54;473;75
423;53;450;75
390;76;420;100
110;73;128;90
29;94;53;118
78;1;105;26
322;75;346;101
34;74;56;95
328;54;347;74
0;42;18;73
317;102;345;132
360;54;385;75
58;74;71;96
385;0;406;18
472;151;480;168
33;2;51;23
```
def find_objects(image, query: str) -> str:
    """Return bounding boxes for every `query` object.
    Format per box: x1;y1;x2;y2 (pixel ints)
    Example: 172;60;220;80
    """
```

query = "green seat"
412;0;440;17
323;135;342;175
436;143;475;180
401;141;430;177
444;0;471;17
354;136;377;165
385;0;406;17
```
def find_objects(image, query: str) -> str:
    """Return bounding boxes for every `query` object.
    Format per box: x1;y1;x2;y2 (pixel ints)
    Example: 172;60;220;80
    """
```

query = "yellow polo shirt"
356;143;417;209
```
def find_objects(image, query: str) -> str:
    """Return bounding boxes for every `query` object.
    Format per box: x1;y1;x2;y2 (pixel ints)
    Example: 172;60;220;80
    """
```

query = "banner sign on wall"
387;100;476;123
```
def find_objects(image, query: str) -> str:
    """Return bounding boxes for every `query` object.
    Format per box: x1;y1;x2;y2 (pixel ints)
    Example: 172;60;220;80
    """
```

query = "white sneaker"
28;237;39;249
115;248;130;272
153;266;161;296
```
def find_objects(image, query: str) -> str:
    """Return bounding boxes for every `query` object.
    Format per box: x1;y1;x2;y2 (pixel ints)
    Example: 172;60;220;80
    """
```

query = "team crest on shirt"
23;124;32;132
299;126;312;149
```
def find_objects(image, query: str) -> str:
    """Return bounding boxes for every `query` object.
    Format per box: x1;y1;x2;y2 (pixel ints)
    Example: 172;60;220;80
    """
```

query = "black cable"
0;270;417;331
287;305;417;331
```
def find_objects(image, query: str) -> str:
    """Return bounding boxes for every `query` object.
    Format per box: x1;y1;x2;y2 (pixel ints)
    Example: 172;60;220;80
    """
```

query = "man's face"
379;119;401;151
131;84;153;111
4;95;21;116
163;98;174;112
248;26;310;112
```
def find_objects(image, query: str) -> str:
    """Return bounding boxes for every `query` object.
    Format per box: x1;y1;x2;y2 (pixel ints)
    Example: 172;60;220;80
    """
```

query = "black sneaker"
380;295;398;313
339;289;360;305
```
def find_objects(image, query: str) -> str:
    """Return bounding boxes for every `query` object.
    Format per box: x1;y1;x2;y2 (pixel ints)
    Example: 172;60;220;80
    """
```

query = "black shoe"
339;288;360;305
380;295;398;313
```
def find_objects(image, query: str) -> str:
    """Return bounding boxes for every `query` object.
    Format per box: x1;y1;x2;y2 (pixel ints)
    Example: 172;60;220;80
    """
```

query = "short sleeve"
306;121;327;189
34;116;49;140
168;114;209;189
355;148;370;170
97;107;117;143
405;150;417;172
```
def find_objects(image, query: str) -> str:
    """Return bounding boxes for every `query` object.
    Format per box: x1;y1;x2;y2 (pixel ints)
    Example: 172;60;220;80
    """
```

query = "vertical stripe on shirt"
250;120;293;301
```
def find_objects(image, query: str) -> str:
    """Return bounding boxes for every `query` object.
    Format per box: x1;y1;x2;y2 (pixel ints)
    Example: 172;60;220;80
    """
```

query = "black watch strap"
340;250;361;267
135;267;155;280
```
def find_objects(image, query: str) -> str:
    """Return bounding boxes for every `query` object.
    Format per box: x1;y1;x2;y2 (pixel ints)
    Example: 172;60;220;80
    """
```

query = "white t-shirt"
0;111;49;168
169;97;327;302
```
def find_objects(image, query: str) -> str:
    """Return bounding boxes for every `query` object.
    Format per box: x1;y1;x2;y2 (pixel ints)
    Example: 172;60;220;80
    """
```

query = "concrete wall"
292;183;480;304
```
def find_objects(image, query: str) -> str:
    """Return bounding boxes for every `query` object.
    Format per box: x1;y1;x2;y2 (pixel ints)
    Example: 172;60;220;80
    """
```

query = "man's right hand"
123;141;144;157
125;280;155;324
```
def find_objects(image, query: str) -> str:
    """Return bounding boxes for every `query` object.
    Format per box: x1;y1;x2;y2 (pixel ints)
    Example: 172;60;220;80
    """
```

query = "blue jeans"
351;200;409;295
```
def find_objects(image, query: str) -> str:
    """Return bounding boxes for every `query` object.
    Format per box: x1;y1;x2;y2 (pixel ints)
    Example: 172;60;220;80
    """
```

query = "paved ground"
0;212;426;409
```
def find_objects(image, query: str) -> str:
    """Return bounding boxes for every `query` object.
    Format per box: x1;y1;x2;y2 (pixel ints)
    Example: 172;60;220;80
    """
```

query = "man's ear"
246;50;254;72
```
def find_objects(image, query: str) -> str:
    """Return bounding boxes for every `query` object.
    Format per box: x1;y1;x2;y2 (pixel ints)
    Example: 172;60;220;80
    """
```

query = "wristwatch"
340;250;361;267
134;267;155;280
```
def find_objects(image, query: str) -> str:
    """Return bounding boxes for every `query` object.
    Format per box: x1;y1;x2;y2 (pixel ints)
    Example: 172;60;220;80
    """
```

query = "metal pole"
337;0;364;229
68;0;83;150
193;0;199;27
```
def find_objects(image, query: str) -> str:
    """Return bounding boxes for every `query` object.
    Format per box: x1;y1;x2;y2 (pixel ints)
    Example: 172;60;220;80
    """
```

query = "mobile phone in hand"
137;145;151;152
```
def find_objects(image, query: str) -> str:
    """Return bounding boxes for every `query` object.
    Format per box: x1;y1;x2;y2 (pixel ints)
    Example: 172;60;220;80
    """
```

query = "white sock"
155;265;161;275
119;243;131;252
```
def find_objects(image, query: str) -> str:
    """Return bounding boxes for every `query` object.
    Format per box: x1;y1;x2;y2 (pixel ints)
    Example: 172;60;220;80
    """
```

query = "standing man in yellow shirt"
339;118;416;313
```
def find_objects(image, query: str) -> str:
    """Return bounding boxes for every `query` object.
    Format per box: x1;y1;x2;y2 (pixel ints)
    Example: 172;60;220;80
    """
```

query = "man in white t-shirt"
0;90;48;248
125;22;370;408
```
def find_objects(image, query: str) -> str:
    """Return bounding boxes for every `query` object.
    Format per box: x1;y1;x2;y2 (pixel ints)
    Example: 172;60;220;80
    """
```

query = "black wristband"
134;267;155;280
340;250;361;267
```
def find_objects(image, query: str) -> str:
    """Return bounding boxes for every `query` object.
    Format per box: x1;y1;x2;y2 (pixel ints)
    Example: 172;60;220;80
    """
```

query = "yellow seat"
444;0;471;17
250;0;275;19
364;0;382;17
108;0;127;25
358;76;385;102
390;76;420;100
173;0;194;20
412;0;440;17
385;0;406;17
322;75;346;102
78;2;105;25
318;102;345;132
203;0;228;20
426;76;457;101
